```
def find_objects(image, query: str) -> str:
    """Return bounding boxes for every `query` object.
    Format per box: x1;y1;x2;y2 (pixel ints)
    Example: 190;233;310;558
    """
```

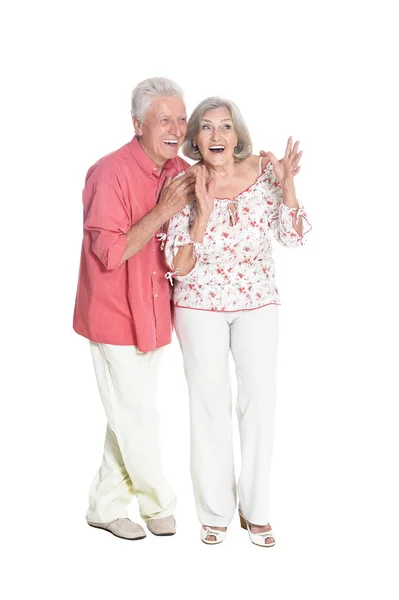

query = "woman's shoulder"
243;153;270;172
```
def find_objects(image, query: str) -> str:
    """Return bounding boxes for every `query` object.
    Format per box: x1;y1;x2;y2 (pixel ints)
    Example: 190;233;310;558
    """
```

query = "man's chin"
161;145;180;160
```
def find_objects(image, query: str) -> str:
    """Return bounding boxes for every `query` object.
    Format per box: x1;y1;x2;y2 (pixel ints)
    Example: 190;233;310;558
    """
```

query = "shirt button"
154;294;158;298
153;271;157;275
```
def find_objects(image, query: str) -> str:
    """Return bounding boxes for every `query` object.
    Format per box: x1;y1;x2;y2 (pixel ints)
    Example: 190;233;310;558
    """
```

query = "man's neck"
137;138;166;174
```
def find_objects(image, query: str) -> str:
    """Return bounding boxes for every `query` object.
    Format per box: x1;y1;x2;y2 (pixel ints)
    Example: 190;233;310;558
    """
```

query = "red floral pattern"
164;163;311;311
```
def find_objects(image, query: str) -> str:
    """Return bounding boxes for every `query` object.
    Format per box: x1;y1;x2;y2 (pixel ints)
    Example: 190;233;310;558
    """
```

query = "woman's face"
194;106;238;166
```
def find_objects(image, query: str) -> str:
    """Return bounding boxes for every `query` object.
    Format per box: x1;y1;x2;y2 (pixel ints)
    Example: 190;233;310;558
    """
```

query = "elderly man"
73;77;193;540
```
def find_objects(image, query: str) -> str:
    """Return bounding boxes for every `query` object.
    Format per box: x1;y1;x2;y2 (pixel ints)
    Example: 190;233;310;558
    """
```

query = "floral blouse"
163;161;311;312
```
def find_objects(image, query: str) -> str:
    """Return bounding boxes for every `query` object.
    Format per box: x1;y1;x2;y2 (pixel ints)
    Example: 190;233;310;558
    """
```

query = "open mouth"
209;145;225;154
163;140;178;146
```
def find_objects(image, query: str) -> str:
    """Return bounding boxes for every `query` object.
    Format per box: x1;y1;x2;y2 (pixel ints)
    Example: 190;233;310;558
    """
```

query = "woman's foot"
201;525;227;544
239;512;275;547
248;522;275;546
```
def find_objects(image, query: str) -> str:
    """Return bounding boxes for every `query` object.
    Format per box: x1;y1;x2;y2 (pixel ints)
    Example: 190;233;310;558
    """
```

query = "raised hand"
195;165;215;221
259;149;301;177
260;137;302;189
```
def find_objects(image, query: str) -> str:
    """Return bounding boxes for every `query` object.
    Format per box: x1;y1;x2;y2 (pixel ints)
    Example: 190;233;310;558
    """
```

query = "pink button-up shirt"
73;136;189;351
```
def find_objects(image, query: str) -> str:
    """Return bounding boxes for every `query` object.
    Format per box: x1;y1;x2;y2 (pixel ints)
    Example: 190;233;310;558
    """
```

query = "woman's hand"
261;137;303;190
195;165;215;221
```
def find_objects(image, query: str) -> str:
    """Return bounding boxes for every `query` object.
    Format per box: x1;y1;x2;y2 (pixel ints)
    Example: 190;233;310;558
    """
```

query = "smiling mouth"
209;145;225;154
163;140;178;146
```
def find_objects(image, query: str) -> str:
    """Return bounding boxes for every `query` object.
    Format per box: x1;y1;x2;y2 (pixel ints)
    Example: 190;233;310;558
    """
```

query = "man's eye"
161;119;169;124
179;117;187;123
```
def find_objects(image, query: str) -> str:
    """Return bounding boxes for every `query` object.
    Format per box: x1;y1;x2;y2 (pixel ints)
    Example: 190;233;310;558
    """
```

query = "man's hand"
157;172;196;221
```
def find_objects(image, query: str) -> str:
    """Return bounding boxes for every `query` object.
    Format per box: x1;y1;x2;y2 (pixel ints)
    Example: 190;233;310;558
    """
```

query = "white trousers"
87;342;176;523
174;304;279;527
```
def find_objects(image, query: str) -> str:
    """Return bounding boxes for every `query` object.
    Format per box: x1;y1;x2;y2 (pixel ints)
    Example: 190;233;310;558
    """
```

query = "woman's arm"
164;204;198;280
264;139;311;246
172;214;208;275
262;140;304;233
281;186;303;235
165;166;215;279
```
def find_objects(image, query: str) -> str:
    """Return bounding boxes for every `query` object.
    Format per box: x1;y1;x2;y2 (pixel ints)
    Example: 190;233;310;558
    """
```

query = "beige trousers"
87;342;176;523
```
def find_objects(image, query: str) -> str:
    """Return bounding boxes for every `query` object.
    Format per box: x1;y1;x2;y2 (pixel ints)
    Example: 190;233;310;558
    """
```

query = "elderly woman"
163;97;311;546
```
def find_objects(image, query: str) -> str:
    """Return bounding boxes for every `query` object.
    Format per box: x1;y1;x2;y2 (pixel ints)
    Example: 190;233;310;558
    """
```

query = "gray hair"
182;97;252;161
131;77;184;122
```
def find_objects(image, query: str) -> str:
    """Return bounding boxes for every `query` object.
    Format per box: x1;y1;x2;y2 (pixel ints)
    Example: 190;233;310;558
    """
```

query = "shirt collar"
127;136;176;178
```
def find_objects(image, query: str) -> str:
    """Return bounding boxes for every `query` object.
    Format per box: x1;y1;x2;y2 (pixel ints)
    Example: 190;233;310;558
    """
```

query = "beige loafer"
146;515;176;536
87;518;146;540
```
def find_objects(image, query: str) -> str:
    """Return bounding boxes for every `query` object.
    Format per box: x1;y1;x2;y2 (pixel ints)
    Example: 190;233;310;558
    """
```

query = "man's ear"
133;116;143;136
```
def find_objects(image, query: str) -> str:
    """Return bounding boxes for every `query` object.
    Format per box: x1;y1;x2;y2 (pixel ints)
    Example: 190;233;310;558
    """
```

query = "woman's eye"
202;125;210;130
223;124;232;129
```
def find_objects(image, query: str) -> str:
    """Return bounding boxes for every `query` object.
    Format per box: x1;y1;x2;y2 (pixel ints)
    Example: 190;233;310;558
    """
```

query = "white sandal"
239;512;275;547
200;526;228;545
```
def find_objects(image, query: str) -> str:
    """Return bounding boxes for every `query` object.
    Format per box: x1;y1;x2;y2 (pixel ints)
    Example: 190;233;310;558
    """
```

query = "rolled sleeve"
84;181;131;270
89;229;127;270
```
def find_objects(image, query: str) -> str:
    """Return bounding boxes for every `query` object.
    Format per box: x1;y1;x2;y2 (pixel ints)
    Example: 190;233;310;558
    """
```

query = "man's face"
134;96;187;168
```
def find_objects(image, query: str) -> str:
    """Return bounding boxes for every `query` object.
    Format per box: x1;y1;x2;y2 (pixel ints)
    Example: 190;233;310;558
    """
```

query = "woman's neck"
205;158;236;180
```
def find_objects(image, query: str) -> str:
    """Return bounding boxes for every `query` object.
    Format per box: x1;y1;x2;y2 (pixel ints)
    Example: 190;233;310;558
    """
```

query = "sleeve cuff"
104;234;127;270
280;201;312;239
166;233;203;283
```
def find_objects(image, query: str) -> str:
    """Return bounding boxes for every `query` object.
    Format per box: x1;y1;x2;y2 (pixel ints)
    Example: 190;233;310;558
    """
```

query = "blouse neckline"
213;162;271;203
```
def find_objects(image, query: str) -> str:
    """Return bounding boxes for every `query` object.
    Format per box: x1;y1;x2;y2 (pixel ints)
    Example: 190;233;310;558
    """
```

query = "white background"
2;0;398;598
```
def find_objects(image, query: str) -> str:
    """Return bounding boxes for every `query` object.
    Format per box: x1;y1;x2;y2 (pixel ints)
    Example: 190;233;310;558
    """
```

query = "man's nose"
168;119;183;136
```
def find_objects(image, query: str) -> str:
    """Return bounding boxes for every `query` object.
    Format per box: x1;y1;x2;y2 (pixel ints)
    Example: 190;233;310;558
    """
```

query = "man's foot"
201;525;227;543
87;518;146;540
146;515;176;536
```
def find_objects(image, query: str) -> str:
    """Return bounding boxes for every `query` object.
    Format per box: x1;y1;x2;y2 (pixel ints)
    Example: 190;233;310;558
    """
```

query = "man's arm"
121;172;195;263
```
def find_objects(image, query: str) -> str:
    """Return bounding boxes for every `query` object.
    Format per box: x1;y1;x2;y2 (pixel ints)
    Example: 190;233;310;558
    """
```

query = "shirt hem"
73;326;171;352
172;301;281;313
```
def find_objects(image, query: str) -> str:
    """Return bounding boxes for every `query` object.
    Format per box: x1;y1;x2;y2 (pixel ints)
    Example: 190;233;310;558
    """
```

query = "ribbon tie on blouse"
218;199;239;226
156;232;167;250
291;206;306;222
165;268;179;286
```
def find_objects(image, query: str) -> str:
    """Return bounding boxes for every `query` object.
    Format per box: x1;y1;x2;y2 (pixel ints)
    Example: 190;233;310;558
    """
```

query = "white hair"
130;77;184;122
182;96;252;161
